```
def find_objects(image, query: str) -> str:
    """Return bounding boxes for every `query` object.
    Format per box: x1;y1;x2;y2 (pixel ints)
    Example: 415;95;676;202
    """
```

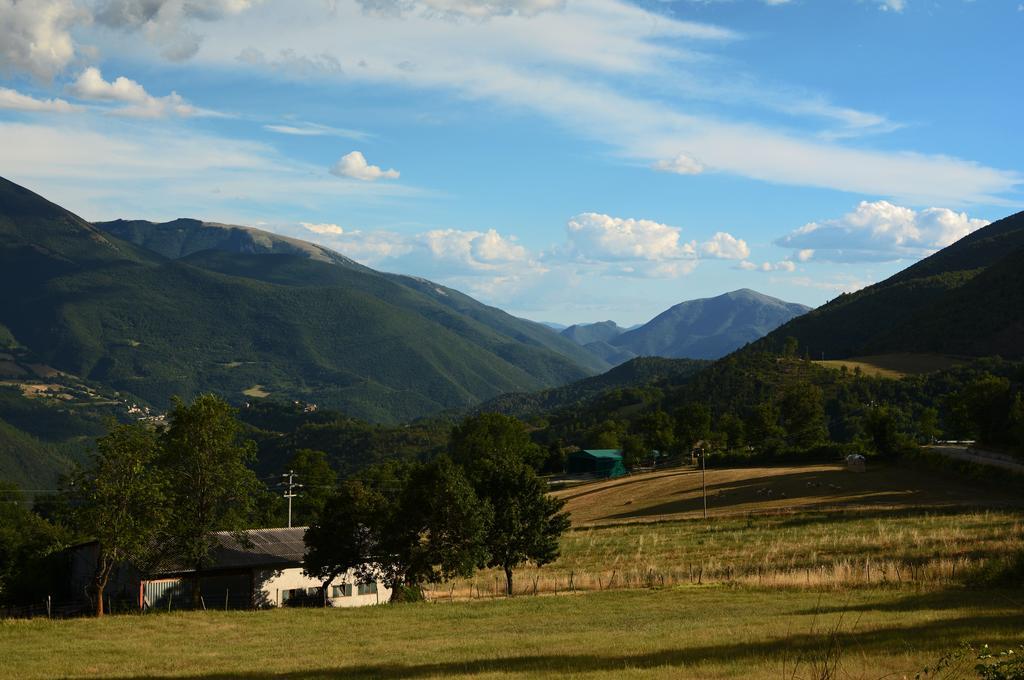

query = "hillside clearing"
814;353;962;378
3;587;1022;679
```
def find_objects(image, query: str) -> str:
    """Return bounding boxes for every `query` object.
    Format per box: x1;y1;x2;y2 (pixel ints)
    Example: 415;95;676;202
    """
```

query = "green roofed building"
567;449;627;479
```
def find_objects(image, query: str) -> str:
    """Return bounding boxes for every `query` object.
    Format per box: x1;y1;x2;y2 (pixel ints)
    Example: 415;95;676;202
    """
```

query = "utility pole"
701;449;707;520
281;470;302;528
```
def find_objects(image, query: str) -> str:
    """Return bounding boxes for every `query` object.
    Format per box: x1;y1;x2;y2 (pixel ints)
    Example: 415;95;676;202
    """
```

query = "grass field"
5;463;1022;679
432;464;1024;598
4;587;1024;679
814;353;962;378
553;463;1021;526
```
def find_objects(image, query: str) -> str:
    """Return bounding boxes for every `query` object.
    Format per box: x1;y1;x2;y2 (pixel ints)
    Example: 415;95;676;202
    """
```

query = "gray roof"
154;527;309;575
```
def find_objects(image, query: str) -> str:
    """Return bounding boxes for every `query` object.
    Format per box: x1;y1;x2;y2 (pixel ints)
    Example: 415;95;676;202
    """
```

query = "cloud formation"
330;151;400;181
0;0;84;80
68;66;196;117
0;86;78;112
566;212;696;263
700;231;750;260
187;0;1018;204
775;200;990;262
301;222;345;235
738;259;796;273
356;0;565;19
94;0;257;60
653;153;704;175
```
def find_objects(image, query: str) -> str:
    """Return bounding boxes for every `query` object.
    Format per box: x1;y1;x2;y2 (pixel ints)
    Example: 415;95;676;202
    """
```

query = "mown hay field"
434;464;1024;598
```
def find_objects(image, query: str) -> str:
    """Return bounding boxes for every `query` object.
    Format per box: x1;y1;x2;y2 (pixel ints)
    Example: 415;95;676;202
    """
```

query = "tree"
449;413;571;596
674;403;711;451
917;407;941;444
957;375;1012;445
860;406;909;459
286;449;337;526
449;413;544;473
305;458;488;603
0;482;68;606
303;480;384;602
745;402;784;454
620;434;647;469
160;395;261;608
66;422;167;616
480;462;570;596
634;409;675;456
717;412;746;450
779;384;828;449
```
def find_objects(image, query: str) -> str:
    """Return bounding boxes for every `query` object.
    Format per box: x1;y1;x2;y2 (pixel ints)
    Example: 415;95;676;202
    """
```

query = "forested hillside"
0;177;604;425
761;211;1024;359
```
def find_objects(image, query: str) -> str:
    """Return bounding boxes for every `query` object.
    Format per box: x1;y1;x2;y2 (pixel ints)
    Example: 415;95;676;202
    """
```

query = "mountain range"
0;177;608;424
559;290;811;364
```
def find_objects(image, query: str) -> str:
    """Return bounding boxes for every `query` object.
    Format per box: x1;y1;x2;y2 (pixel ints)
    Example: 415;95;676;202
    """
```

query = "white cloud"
183;0;1018;204
877;0;905;12
566;212;696;263
94;0;257;61
0;86;79;112
739;259;796;273
68;66;198;117
70;66;148;102
330;151;400;181
653;153;704;176
264;122;369;140
356;0;565;19
0;0;84;80
776;200;990;262
301;221;345;235
0;120;422;222
700;231;750;260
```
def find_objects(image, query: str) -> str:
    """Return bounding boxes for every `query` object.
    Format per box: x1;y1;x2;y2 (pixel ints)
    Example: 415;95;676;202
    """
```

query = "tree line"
0;400;568;614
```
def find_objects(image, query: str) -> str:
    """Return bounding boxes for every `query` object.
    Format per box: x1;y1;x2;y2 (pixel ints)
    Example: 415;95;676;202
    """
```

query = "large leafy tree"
66;422;167;616
480;462;569;596
160;395;261;608
303;479;384;599
449;413;544;473
304;458;488;603
285;448;337;527
0;482;68;606
450;413;571;596
779;383;828;449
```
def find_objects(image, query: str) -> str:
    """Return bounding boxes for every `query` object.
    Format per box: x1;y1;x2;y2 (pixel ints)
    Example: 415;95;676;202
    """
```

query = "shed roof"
579;449;623;459
155;527;309;575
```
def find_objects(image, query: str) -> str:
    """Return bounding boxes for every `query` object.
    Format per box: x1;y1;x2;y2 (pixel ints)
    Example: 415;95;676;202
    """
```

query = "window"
357;581;377;596
331;584;353;598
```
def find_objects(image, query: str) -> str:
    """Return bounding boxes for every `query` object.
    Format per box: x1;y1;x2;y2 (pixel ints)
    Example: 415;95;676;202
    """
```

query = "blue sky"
0;0;1020;325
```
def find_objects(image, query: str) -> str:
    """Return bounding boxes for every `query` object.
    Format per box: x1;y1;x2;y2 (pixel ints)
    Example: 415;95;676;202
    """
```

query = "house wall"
260;567;390;608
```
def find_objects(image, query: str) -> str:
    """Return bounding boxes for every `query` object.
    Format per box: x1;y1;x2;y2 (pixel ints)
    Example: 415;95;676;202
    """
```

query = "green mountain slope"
763;211;1024;359
560;321;625;346
95;217;609;376
612;289;811;360
478;356;709;418
0;177;601;423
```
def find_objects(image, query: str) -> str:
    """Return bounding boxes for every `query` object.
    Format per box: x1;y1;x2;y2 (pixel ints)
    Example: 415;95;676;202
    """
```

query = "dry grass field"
553;463;1018;526
430;463;1024;599
814;353;962;379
